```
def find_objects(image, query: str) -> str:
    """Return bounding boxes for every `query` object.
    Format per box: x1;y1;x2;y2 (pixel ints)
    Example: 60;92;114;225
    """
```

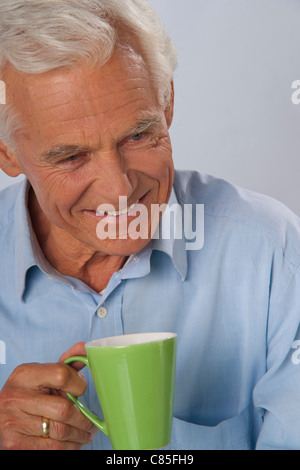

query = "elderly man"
0;0;300;450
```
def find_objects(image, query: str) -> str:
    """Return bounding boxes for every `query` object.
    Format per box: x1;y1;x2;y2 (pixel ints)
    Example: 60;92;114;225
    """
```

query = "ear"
164;81;175;129
0;141;23;177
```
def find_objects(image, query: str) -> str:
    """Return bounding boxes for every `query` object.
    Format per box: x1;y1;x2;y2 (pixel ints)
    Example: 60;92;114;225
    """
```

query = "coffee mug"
64;332;177;450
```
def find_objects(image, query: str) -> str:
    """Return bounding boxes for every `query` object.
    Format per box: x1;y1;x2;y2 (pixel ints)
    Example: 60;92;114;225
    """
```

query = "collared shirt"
1;170;300;450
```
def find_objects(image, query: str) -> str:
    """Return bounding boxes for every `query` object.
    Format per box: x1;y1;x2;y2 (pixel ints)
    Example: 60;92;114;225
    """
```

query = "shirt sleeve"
254;258;300;450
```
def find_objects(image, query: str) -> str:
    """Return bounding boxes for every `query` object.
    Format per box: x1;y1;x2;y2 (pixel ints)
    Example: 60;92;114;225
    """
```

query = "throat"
39;233;127;292
40;232;127;292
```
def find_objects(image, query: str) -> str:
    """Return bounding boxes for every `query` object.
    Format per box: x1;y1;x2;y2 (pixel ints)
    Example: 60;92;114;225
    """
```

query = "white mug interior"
86;332;176;348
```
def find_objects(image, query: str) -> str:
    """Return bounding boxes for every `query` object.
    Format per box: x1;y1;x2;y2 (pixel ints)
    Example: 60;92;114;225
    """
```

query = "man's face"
4;49;174;256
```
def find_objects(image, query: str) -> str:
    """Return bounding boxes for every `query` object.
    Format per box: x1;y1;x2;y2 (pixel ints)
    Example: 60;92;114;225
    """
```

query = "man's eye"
59;154;85;165
130;133;144;142
64;154;80;162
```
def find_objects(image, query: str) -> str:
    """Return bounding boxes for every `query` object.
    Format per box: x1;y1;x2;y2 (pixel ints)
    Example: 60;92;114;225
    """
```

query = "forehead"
6;49;158;145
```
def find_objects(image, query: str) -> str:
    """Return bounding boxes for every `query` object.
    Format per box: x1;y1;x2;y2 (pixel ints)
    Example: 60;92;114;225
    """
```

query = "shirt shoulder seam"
204;209;300;268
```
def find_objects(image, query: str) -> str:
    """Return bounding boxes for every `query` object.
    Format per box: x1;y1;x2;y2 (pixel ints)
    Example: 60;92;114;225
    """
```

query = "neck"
28;188;127;292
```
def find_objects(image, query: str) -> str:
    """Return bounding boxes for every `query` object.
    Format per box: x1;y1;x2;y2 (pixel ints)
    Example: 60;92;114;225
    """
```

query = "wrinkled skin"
0;342;96;450
0;48;174;449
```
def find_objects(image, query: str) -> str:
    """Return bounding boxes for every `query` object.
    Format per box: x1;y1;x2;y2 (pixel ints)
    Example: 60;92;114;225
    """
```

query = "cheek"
144;139;174;196
29;169;86;215
127;137;174;182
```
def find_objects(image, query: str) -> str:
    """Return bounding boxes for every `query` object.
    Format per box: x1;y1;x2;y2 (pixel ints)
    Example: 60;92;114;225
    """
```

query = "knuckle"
81;417;96;433
52;364;70;388
2;436;18;451
8;363;30;383
43;438;65;450
51;420;70;440
1;413;15;431
0;388;15;409
0;424;21;450
0;387;23;418
54;397;74;422
0;419;16;447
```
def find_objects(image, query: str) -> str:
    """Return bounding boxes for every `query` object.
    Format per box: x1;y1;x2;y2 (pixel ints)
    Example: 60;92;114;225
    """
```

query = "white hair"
0;0;177;148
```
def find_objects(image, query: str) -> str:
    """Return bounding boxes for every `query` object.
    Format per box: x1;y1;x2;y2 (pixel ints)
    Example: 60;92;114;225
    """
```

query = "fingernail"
78;372;86;381
88;431;97;443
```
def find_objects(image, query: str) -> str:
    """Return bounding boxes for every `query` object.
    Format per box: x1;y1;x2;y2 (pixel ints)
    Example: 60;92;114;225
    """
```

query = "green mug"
64;332;177;450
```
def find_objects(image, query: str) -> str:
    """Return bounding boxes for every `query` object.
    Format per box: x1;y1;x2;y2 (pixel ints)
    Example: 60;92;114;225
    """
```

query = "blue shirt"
1;170;300;450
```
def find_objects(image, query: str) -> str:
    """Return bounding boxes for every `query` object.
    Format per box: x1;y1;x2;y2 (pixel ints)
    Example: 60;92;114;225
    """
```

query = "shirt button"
134;256;139;263
97;306;108;319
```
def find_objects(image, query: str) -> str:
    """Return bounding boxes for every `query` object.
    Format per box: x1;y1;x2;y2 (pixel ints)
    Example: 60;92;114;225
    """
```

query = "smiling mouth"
96;200;139;217
84;192;150;220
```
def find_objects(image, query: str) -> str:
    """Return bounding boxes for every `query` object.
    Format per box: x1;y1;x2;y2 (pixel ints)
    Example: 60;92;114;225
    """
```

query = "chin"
95;237;151;257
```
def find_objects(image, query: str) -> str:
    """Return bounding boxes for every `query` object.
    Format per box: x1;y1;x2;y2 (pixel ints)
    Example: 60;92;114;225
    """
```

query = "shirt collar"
117;189;187;282
150;189;187;281
15;181;187;300
14;179;88;300
15;179;38;300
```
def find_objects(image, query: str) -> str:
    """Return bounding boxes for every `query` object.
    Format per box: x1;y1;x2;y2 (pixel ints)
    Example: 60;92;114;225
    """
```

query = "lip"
84;192;149;221
97;200;139;217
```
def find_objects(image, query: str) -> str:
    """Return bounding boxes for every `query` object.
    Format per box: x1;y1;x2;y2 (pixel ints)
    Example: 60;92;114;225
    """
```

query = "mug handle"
64;356;108;435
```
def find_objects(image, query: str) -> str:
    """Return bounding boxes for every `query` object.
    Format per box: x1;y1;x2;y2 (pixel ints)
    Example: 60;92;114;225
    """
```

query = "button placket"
96;306;108;319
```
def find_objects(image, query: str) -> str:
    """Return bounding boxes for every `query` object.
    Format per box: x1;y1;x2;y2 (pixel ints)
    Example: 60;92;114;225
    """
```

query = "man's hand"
0;343;97;450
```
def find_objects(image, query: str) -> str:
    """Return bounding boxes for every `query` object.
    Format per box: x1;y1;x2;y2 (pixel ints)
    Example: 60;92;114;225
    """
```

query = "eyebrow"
40;144;91;163
122;114;163;139
39;114;163;163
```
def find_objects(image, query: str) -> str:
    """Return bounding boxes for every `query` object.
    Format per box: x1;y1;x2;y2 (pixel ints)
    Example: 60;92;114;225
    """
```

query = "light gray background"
1;0;300;215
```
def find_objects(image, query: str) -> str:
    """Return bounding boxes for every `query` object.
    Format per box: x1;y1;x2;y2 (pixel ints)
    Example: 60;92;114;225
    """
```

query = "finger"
49;418;96;444
15;411;96;445
1;387;97;448
58;342;87;371
18;389;97;433
2;433;85;450
0;403;91;450
7;362;87;397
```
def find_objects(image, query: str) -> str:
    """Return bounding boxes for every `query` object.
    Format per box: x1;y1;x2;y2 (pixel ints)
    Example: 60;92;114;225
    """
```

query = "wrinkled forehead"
4;48;157;133
5;48;152;106
4;49;161;151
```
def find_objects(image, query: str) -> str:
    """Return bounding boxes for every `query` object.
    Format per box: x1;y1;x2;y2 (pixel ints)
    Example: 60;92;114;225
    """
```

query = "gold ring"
42;417;50;438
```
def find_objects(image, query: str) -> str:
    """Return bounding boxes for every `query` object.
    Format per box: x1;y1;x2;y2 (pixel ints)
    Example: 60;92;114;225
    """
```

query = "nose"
90;150;134;203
